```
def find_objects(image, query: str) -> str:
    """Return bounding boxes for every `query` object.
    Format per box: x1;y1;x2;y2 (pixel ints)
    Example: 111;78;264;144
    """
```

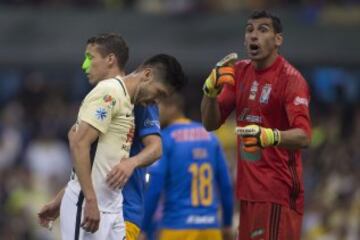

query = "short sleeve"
284;75;312;138
78;82;119;134
134;104;161;139
217;84;236;124
148;130;170;176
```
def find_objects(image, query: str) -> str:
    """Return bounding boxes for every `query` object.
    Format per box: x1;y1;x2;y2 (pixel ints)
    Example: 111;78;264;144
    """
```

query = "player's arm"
277;128;310;148
214;139;234;239
69;121;100;233
201;96;223;131
134;134;162;167
106;134;162;189
107;105;162;189
201;53;237;131
38;187;65;229
135;105;162;167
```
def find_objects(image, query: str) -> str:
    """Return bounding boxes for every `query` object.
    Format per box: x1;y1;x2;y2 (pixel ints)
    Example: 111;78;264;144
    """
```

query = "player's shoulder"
280;57;305;81
234;59;252;70
134;104;158;115
96;78;127;97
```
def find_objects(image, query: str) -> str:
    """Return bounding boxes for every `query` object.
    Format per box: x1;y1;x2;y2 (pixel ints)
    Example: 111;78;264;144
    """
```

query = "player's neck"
253;52;279;70
171;115;190;124
122;73;139;103
104;69;125;79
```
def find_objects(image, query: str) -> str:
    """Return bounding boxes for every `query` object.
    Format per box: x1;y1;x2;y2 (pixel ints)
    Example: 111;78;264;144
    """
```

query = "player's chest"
235;73;282;124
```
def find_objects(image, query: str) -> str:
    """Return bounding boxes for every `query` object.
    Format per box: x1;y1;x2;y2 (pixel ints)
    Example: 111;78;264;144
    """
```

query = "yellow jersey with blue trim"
67;77;135;213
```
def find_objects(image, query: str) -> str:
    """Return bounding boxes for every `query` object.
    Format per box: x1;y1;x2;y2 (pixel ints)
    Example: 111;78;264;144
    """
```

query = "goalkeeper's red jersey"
217;56;311;214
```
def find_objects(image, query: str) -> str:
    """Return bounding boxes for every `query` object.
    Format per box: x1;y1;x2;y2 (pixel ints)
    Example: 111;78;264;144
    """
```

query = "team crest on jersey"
259;84;272;104
95;107;107;121
103;95;116;109
248;81;259;100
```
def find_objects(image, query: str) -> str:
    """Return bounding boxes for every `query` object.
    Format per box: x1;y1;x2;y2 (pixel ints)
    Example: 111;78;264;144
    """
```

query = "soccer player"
38;35;187;239
83;33;164;240
201;10;312;240
141;93;234;240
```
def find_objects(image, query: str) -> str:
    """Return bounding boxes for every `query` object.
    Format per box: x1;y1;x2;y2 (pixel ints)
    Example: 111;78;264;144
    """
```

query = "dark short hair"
248;10;283;33
141;54;187;91
87;33;129;70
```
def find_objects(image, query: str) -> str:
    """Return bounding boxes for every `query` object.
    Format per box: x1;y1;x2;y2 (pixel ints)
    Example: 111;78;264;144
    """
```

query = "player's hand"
81;198;100;233
203;53;238;98
221;226;233;240
38;200;60;229
235;125;281;153
106;158;137;189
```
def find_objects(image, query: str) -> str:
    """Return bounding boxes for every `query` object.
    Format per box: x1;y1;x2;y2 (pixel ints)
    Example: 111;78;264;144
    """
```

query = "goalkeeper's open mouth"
248;43;260;56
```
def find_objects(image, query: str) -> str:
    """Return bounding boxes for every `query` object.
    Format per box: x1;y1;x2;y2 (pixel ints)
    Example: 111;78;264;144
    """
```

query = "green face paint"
82;53;92;74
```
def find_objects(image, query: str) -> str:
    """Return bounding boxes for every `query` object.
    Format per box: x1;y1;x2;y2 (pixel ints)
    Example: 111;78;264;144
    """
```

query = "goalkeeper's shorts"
238;200;302;240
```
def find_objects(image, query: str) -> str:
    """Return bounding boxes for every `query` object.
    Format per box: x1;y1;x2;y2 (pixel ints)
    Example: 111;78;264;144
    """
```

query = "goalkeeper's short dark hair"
249;10;283;34
141;54;188;92
87;33;129;70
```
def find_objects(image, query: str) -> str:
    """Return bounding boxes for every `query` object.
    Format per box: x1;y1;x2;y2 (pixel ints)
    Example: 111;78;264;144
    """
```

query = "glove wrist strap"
273;129;281;146
203;85;219;98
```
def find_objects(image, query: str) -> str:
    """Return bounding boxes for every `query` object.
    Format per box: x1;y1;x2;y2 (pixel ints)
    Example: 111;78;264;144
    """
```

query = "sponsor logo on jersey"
95;107;107;121
250;228;265;238
144;118;160;129
245;115;262;123
259;84;272;104
294;96;309;107
186;215;216;224
239;108;250;121
249;80;259;100
238;108;261;123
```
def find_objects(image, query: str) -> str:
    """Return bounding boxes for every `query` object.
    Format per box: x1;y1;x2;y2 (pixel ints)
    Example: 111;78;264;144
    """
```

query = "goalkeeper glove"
203;53;238;98
235;125;281;153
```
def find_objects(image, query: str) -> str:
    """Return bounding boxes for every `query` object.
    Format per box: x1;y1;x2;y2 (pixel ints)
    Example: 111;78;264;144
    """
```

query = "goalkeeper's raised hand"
203;53;238;98
235;125;281;153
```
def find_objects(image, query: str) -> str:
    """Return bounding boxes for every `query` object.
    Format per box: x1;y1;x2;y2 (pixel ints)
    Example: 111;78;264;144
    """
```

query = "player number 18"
188;163;213;206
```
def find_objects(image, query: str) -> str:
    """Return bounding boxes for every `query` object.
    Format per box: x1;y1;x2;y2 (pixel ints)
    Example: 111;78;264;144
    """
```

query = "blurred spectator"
0;101;23;170
24;121;71;193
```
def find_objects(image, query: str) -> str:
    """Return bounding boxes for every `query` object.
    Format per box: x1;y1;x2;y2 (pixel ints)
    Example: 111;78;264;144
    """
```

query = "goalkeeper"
201;10;312;240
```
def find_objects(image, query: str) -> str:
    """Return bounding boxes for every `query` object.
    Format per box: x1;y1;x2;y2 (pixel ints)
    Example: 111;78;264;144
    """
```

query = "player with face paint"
38;33;187;240
201;11;312;240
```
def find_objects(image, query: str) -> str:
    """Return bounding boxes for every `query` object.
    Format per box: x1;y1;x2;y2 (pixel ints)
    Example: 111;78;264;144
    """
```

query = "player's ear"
275;33;283;48
107;53;116;66
142;67;154;83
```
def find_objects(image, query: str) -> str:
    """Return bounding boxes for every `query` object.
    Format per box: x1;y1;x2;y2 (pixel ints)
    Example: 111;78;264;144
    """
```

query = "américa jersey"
123;104;160;227
142;120;233;234
218;55;312;214
66;78;134;212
